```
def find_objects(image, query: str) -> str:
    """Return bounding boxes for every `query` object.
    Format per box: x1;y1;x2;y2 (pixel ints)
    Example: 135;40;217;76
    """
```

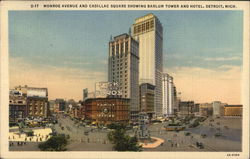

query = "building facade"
139;83;155;118
27;97;48;118
54;99;66;113
178;101;195;116
9;85;49;119
9;89;27;122
162;73;175;117
132;13;163;116
224;105;242;116
199;103;213;116
212;101;227;116
108;33;139;120
84;98;130;125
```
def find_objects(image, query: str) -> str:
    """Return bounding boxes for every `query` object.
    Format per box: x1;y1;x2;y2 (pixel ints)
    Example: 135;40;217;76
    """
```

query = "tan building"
140;83;155;119
11;85;49;118
108;33;139;120
224;105;242;116
132;13;163;116
9;89;27;122
199;103;213;116
27;97;48;117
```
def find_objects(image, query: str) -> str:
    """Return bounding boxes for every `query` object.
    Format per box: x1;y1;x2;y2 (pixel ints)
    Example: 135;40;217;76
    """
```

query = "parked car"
214;133;222;137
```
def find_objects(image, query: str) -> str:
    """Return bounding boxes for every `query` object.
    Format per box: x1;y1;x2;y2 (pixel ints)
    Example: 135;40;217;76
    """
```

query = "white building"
162;73;175;117
212;101;227;116
108;33;139;120
132;13;163;116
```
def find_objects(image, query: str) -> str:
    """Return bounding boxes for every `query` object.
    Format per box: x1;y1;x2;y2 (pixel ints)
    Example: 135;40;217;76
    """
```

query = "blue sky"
9;10;243;71
9;10;243;103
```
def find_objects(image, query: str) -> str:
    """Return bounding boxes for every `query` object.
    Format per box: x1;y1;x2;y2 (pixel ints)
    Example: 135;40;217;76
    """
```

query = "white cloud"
9;57;107;101
164;65;241;104
204;56;242;61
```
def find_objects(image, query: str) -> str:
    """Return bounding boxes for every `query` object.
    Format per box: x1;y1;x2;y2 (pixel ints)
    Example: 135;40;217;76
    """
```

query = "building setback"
132;13;163;116
108;33;139;120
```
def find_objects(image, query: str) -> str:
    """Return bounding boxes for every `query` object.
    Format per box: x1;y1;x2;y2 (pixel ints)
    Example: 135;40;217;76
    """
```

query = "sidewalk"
9;128;52;142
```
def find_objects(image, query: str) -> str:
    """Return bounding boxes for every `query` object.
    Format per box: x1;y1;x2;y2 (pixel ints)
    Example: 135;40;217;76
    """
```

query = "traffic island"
139;137;164;148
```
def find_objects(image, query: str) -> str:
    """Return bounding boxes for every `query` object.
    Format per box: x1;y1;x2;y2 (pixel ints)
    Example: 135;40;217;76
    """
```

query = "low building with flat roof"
224;105;242;116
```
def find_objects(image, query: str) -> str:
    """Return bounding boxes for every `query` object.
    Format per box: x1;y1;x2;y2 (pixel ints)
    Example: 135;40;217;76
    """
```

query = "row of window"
111;42;129;56
134;20;154;34
9;100;25;104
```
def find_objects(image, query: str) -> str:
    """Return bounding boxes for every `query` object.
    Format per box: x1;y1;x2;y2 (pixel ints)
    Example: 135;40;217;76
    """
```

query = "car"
185;132;191;136
84;131;89;135
201;134;207;138
214;133;222;137
196;142;204;149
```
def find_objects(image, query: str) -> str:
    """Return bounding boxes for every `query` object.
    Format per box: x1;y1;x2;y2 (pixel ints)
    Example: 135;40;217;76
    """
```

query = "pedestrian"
30;138;32;141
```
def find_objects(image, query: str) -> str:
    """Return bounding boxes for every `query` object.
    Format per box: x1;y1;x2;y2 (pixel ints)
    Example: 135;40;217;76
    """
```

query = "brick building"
84;98;130;125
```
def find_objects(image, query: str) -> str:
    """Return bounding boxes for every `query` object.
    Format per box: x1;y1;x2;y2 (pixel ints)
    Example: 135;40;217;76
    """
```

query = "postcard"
0;1;249;159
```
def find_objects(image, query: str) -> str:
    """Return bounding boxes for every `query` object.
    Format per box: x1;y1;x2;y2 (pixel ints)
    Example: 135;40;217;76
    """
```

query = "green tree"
38;134;68;151
107;124;141;151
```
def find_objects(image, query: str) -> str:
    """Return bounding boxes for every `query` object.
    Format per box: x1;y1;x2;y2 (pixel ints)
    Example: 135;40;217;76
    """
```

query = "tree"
38;134;68;151
107;123;141;151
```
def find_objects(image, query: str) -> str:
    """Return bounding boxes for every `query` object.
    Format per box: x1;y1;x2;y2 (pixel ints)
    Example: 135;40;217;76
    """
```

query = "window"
112;45;115;56
150;20;154;29
146;22;149;30
116;44;119;53
125;41;128;54
121;43;124;53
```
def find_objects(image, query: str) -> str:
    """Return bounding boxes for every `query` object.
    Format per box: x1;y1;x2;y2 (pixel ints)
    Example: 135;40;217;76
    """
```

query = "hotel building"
132;13;163;116
108;33;139;120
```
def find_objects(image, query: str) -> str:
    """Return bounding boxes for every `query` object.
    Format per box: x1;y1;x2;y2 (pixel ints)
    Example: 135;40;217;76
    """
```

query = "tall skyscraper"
132;13;163;116
162;73;174;116
108;33;139;120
